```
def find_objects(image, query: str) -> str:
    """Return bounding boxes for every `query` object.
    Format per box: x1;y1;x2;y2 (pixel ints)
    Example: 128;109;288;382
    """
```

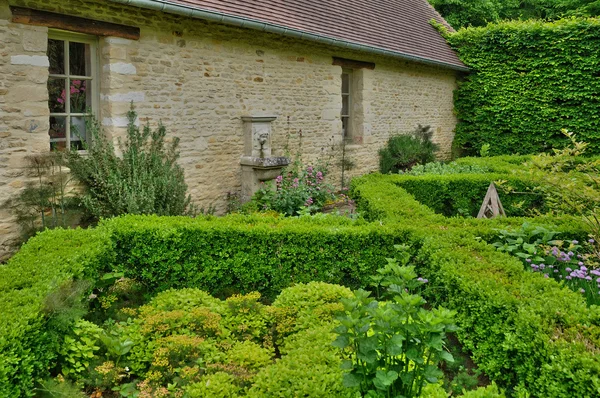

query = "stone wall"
0;0;458;260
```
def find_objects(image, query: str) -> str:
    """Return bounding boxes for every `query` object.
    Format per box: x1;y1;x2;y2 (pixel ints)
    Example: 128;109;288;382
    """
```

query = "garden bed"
2;156;600;397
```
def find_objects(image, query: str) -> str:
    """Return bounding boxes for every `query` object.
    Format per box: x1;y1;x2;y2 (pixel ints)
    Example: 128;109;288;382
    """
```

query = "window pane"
48;39;65;75
342;73;349;94
342;95;349;116
70;116;88;150
48;78;66;113
49;116;67;151
70;79;90;113
69;41;91;76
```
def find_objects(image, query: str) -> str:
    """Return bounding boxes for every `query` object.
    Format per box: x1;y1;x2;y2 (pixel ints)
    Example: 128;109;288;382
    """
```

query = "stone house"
0;0;466;259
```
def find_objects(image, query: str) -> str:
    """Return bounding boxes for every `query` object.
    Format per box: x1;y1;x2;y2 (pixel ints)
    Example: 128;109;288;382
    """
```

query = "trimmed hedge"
0;215;411;396
351;173;600;397
448;18;600;156
103;214;410;300
0;229;113;397
2;164;598;396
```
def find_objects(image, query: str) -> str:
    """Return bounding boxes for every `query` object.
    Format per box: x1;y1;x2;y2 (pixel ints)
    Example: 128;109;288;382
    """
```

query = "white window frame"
341;69;353;141
47;30;100;151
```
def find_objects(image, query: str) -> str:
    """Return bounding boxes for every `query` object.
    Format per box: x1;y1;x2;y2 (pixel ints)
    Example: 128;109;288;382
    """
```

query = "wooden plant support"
477;182;506;219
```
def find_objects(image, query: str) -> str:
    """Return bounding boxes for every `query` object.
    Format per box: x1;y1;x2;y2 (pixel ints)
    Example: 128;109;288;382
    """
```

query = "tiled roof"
137;0;466;70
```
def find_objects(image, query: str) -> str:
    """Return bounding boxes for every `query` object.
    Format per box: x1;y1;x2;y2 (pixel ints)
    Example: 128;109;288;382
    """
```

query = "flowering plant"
57;80;87;112
253;162;336;216
493;223;600;305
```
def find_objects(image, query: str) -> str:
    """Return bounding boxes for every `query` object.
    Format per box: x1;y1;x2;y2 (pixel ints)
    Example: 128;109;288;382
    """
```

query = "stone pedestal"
240;156;290;202
240;116;290;202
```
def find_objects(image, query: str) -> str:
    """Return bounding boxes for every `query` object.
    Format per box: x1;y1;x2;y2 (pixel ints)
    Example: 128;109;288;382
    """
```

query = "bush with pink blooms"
252;162;336;216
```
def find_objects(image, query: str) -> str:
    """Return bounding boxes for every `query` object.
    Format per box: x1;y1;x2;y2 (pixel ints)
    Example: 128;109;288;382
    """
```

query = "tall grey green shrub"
67;105;192;220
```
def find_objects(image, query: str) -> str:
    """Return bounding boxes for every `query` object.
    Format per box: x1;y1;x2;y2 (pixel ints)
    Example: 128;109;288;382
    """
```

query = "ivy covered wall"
448;18;600;156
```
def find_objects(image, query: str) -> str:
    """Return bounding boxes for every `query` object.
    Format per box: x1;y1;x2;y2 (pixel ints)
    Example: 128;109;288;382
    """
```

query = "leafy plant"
403;161;489;176
379;125;440;174
449;18;600;156
4;153;81;241
65;104;193;221
333;247;457;397
493;223;600;305
252;162;336;216
59;319;103;378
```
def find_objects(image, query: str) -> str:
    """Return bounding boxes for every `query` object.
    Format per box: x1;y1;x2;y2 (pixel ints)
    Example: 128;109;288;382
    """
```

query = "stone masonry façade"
0;0;458;259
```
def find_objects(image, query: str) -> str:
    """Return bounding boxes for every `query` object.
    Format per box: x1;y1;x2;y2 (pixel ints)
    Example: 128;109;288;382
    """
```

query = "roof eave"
107;0;470;72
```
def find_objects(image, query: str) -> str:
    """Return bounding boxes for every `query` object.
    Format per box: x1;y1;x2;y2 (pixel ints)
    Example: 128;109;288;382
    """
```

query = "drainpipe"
107;0;469;72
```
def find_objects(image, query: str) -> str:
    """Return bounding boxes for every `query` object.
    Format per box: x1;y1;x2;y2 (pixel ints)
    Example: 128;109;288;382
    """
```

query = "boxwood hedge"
1;164;598;396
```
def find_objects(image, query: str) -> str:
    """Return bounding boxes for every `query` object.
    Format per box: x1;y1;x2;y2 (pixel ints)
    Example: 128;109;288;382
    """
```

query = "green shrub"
252;162;336;216
333;258;457;398
404;161;489;176
272;281;353;336
186;372;241;398
248;326;353;398
59;319;103;379
103;214;408;299
448;18;600;156
66;105;192;221
351;173;600;396
0;228;112;397
379;125;440;174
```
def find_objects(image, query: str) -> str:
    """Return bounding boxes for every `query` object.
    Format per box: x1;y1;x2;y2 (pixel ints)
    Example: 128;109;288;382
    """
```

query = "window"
341;69;352;140
47;31;98;150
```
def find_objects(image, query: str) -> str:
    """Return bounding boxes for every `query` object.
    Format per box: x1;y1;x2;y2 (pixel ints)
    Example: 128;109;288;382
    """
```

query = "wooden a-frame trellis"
477;182;506;219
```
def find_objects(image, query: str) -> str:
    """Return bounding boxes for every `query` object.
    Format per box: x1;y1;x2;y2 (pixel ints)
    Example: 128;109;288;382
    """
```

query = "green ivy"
447;18;600;156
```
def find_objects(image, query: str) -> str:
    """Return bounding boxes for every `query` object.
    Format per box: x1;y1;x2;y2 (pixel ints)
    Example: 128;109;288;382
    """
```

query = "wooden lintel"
11;7;140;40
332;57;375;70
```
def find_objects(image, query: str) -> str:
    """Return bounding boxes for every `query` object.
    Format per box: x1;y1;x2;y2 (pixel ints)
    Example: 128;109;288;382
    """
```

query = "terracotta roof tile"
144;0;466;70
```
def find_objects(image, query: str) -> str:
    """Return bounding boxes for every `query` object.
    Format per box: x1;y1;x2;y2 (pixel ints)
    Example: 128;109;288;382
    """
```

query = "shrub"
186;372;241;398
4;153;81;241
66;104;192;221
333;257;457;398
0;228;112;397
350;173;600;396
404;161;489;176
272;281;353;336
252;162;336;216
379;125;439;174
247;326;353;398
103;214;407;299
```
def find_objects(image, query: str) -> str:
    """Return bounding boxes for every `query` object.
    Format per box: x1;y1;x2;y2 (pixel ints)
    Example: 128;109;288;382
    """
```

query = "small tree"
379;125;439;174
66;104;193;220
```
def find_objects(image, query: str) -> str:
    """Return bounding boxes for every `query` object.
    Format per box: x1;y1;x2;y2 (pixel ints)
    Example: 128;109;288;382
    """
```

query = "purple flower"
590;239;596;244
572;240;579;245
566;276;572;280
417;277;428;284
544;274;549;278
578;262;584;266
586;276;592;281
580;288;586;293
276;175;283;183
304;197;313;206
526;258;532;263
566;267;572;272
568;251;574;257
581;266;588;272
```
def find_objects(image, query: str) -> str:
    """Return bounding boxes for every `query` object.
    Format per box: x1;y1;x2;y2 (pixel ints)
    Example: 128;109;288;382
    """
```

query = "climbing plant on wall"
447;18;600;156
